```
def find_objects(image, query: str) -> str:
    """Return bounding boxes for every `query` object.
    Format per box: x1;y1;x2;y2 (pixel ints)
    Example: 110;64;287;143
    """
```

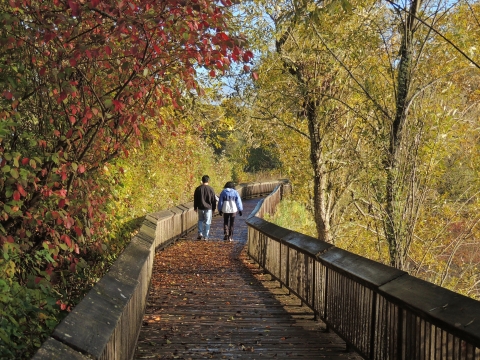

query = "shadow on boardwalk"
134;198;362;359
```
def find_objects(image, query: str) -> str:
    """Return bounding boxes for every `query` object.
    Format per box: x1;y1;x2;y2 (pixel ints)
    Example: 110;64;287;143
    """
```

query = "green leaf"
103;98;113;109
10;168;19;179
341;0;352;12
51;153;59;165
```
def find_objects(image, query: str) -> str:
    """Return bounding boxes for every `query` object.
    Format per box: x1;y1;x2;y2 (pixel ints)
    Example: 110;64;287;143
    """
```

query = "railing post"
312;259;317;321
286;246;290;294
369;292;377;359
397;306;403;360
279;242;283;289
324;268;329;332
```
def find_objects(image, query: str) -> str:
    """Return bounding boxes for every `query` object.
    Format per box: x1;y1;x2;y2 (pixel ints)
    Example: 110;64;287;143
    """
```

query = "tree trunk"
385;0;422;269
306;98;332;243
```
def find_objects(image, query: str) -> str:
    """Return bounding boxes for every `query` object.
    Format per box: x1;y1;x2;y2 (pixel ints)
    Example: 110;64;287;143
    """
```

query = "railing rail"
33;180;284;360
247;183;480;360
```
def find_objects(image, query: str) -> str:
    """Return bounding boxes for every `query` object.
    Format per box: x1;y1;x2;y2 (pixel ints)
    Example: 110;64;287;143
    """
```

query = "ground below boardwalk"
134;237;363;359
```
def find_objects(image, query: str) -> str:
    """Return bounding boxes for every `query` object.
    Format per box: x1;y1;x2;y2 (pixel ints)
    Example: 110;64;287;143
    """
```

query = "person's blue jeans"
197;209;212;239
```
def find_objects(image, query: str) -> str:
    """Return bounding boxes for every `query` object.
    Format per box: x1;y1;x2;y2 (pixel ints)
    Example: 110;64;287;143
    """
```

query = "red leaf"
104;45;112;55
61;234;72;247
218;32;229;41
252;72;259;81
3;91;13;100
68;0;80;16
69;58;76;66
74;226;82;236
21;157;29;165
17;184;27;197
209;70;216;77
112;100;124;112
64;216;74;229
44;32;55;43
13;190;21;201
58;199;66;208
242;50;254;62
77;164;86;174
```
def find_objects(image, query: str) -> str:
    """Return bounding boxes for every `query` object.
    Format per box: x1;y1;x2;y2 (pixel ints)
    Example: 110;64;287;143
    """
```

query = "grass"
264;198;317;237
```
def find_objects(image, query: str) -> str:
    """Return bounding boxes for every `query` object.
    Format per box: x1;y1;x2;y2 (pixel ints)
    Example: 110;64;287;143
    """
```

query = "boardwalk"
134;198;362;359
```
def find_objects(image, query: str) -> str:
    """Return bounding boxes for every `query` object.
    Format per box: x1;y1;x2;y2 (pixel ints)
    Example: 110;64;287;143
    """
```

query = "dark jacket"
194;184;217;211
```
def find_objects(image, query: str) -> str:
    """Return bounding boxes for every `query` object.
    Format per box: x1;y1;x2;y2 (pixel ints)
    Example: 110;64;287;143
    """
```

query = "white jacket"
218;188;243;214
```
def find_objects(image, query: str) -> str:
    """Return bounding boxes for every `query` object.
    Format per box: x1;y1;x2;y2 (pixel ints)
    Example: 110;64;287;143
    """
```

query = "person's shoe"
204;237;208;241
223;234;229;241
197;235;203;240
228;237;233;242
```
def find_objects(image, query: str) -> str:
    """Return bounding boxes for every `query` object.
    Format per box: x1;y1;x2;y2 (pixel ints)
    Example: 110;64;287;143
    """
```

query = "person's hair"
224;181;235;189
201;175;210;183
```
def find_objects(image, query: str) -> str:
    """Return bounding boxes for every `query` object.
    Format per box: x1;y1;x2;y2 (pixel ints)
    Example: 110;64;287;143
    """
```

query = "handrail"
247;183;480;360
33;180;285;360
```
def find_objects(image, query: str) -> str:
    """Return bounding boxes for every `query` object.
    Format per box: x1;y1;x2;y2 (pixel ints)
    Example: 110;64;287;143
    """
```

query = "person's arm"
211;187;217;212
193;188;199;211
217;191;223;214
236;191;243;216
236;191;243;211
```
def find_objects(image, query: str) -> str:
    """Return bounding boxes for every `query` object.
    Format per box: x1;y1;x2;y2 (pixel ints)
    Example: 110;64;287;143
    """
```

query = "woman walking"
218;181;243;241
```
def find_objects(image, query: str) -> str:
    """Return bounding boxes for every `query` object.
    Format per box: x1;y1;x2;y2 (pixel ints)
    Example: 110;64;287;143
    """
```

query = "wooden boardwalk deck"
134;198;362;359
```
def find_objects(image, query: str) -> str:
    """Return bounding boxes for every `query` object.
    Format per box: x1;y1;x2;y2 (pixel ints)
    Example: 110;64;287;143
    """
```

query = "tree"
242;0;373;243
0;0;251;356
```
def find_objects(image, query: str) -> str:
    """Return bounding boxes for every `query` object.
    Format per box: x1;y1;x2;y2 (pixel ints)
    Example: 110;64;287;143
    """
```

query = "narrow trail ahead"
134;198;362;359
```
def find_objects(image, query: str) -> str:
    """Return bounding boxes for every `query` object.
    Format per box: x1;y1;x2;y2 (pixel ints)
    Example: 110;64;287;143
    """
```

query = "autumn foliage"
0;0;251;356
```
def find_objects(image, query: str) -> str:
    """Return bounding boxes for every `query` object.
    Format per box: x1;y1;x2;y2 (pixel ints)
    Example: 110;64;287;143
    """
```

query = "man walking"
193;175;217;240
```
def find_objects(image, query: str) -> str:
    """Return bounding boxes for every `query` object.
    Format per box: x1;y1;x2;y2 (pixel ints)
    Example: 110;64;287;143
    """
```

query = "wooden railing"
33;180;284;360
247;182;480;360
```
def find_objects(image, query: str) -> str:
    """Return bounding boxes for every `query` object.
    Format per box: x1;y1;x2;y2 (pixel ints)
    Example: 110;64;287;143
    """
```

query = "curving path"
134;198;362;359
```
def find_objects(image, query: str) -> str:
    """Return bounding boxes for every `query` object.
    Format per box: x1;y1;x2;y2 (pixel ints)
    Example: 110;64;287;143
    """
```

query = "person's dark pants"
223;213;236;239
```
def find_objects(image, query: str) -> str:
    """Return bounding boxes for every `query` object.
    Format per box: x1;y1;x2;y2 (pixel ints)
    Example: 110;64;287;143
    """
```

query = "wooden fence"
33;181;283;360
247;182;480;360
